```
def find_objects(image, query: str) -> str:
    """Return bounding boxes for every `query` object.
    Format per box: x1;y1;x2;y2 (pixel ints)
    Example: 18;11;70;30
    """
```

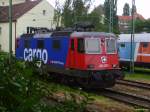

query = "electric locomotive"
16;26;123;88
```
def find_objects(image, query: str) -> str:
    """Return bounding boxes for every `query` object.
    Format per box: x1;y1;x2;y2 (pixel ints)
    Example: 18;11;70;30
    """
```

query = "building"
118;13;145;33
0;0;26;6
0;0;55;52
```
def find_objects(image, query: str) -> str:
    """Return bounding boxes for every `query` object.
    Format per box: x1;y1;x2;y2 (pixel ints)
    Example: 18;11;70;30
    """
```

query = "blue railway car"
118;33;150;68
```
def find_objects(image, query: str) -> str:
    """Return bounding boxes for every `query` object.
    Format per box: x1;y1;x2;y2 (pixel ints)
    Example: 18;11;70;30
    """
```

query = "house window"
43;10;46;15
37;40;44;49
52;40;61;50
0;27;1;35
2;2;5;5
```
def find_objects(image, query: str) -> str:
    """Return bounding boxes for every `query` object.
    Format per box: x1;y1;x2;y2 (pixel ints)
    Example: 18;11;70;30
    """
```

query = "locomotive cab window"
37;40;44;49
52;39;61;50
85;38;100;54
71;39;74;50
77;38;85;53
106;39;116;53
24;39;30;48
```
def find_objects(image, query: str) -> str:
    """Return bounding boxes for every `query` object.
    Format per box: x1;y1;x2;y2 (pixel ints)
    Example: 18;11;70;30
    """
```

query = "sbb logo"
101;56;107;63
24;48;48;64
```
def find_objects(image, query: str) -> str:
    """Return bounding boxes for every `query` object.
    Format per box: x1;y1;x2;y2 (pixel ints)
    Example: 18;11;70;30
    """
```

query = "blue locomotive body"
16;34;70;68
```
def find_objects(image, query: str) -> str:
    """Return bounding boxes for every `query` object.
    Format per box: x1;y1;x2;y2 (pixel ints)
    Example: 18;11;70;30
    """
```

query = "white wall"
16;0;55;37
0;0;55;52
0;22;16;53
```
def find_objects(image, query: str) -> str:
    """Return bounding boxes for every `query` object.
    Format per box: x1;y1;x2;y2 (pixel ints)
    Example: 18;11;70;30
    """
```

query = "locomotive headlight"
87;64;95;69
112;64;118;68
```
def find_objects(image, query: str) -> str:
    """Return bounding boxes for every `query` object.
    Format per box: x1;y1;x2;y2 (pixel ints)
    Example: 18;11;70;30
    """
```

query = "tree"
61;0;73;27
104;0;119;33
131;5;137;15
53;0;62;27
89;5;106;31
61;0;92;27
123;3;130;16
134;19;150;33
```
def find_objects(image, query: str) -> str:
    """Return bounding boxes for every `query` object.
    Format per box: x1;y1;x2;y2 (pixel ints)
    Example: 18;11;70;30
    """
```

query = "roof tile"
0;0;41;22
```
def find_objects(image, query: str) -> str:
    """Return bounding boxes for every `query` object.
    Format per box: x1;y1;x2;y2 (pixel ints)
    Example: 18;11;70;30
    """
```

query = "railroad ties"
101;88;150;109
116;79;150;90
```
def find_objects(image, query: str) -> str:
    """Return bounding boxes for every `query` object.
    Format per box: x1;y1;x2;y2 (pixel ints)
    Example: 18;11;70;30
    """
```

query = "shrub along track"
40;72;150;109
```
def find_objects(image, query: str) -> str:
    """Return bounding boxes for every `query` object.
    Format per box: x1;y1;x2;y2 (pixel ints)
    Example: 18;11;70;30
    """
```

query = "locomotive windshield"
85;38;100;54
106;39;116;53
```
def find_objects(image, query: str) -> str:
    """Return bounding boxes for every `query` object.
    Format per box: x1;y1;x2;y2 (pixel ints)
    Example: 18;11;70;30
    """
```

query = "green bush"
0;54;49;112
0;54;88;112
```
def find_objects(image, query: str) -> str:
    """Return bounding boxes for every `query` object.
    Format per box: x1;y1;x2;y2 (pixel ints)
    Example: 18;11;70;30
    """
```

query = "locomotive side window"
71;39;74;50
120;43;125;48
85;38;100;54
106;39;116;53
142;42;148;48
52;39;61;50
24;39;30;48
37;40;44;49
77;38;85;53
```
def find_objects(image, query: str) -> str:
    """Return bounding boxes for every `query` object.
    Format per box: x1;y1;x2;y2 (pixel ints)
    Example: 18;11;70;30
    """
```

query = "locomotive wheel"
113;70;125;80
76;77;90;89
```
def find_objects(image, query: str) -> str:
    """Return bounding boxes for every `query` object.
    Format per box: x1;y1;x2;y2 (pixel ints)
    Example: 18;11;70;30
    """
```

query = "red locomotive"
16;25;123;88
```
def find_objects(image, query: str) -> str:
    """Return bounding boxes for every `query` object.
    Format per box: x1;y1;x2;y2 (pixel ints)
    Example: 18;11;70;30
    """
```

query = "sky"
47;0;150;19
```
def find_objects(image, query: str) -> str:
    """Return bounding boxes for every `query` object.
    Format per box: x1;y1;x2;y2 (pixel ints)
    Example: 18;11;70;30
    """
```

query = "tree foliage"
61;0;92;27
89;5;106;31
54;0;119;33
131;5;137;15
123;3;130;16
53;0;62;27
0;54;48;112
134;19;150;33
0;53;89;112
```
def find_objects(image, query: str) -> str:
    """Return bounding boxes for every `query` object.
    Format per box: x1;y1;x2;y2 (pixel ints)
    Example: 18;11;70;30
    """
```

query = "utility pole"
109;0;112;33
9;0;12;62
130;0;135;73
109;0;116;33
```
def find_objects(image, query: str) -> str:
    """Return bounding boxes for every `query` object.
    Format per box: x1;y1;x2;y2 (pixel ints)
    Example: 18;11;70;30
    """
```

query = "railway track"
101;88;150;109
116;79;150;90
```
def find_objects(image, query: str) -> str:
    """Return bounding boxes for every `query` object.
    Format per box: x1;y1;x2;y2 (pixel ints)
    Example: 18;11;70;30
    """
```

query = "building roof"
118;16;132;21
0;0;42;22
118;13;145;21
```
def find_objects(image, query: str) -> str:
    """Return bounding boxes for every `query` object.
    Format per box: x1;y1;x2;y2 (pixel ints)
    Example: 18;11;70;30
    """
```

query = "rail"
101;88;150;109
116;79;150;90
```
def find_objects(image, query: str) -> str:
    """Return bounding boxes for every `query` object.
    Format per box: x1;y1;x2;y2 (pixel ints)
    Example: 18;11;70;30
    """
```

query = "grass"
125;72;150;83
40;80;136;112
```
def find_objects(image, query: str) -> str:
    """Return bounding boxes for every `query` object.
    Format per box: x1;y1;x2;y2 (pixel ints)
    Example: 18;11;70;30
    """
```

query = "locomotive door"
70;39;76;68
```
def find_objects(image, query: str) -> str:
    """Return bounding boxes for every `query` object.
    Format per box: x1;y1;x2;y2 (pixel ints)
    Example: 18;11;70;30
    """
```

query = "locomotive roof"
118;33;150;42
71;32;116;38
21;31;116;38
